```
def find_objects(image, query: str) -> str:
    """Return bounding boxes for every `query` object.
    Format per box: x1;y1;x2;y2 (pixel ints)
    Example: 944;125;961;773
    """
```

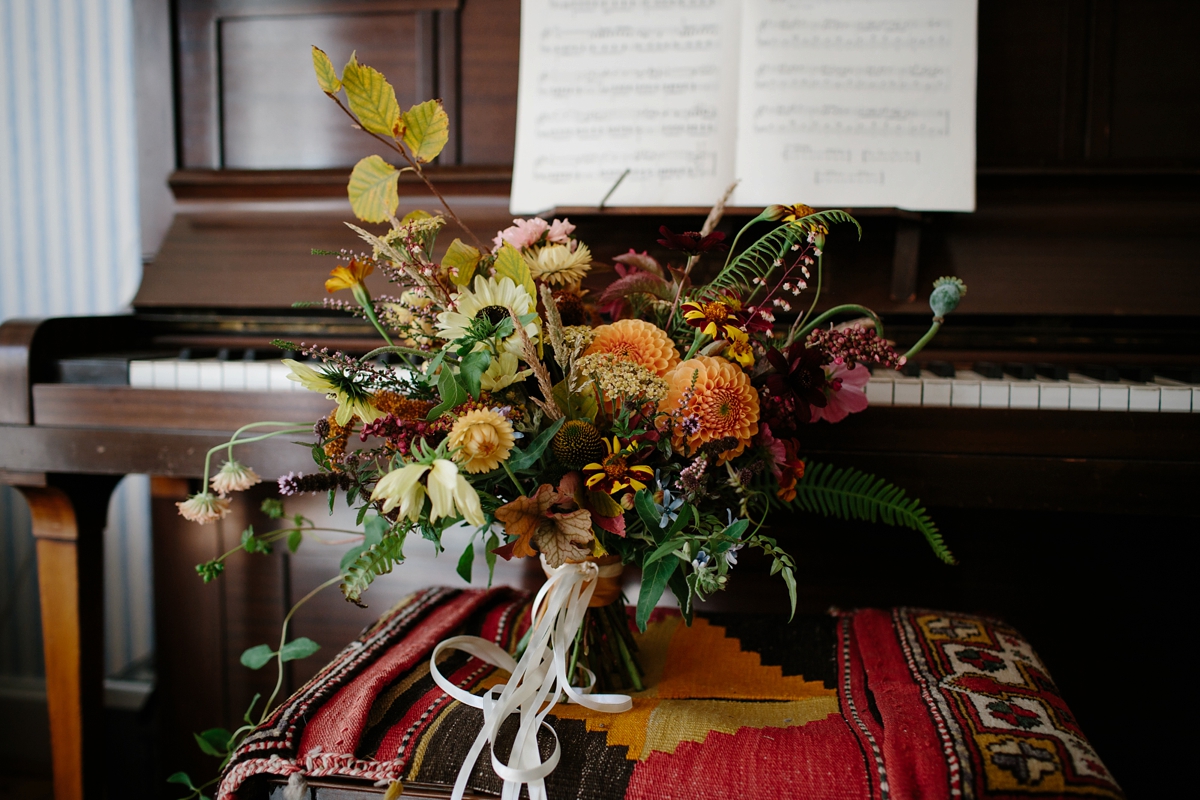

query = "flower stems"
792;303;885;343
502;462;527;496
901;318;943;362
204;424;311;489
260;575;342;725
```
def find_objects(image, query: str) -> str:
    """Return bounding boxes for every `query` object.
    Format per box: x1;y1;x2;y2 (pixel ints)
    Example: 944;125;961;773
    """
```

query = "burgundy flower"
758;342;829;432
656;226;727;255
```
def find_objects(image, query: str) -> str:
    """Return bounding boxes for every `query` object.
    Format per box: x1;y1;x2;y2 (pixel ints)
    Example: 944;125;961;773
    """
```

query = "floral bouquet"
169;48;965;800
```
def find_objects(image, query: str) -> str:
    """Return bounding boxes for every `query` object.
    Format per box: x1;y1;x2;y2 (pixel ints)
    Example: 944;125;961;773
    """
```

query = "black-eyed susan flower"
583;437;654;495
682;298;745;341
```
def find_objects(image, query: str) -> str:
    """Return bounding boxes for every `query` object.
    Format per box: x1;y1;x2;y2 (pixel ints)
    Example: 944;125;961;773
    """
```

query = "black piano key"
1004;362;1036;380
242;349;264;361
178;347;217;360
1035;363;1070;380
900;360;922;378
216;347;243;361
281;350;298;361
1081;364;1119;382
1154;366;1200;384
926;361;955;378
1117;365;1154;383
974;361;1003;379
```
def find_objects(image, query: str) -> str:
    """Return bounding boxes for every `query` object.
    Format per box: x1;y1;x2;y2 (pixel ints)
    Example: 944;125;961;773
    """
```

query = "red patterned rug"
217;587;1122;800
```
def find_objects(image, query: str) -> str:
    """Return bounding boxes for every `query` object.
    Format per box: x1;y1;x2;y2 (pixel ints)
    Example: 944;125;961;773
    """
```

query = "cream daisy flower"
283;359;382;426
435;275;538;354
426;459;485;527
481;351;532;391
371;462;430;523
523;243;592;286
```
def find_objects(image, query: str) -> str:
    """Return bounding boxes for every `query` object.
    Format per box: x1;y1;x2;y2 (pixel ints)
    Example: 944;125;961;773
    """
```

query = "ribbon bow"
430;558;632;800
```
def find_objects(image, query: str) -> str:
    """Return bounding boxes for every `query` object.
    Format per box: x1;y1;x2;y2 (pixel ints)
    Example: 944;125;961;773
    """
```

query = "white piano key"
979;381;1010;408
1098;384;1129;411
1066;374;1100;411
892;378;923;407
1128;384;1161;412
865;375;894;406
1037;378;1070;410
198;361;224;391
268;361;295;392
920;374;952;407
221;361;247;391
244;362;271;392
176;360;201;390
129;360;154;388
151;359;177;389
1194;387;1200;413
1009;380;1040;409
1155;379;1192;413
950;371;981;408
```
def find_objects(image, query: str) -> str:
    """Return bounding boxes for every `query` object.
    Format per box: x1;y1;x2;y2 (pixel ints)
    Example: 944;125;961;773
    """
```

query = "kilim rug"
217;587;1123;800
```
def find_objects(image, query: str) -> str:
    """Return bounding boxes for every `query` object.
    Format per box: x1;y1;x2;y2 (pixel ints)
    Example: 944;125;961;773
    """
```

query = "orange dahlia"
659;356;759;463
584;319;680;376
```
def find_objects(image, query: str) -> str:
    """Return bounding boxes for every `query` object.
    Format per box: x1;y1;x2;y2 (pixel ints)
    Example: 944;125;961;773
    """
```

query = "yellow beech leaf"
494;243;536;301
342;52;401;137
401;99;450;163
311;46;341;94
443;238;481;286
347;155;399;223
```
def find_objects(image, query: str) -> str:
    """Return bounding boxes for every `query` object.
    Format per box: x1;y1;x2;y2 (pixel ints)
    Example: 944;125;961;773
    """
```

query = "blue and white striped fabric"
0;0;153;678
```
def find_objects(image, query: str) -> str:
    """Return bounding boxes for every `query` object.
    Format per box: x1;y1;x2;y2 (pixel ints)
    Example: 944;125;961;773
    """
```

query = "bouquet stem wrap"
430;558;632;800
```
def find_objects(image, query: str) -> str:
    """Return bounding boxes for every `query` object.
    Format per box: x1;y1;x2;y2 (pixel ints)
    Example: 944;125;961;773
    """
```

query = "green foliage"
341;531;407;606
704;210;861;299
347;155;400;223
401;99;450;163
241;526;272;555
443;238;481;286
239;644;275;670
456;541;475;582
341;52;401;136
636;556;678;632
783;462;955;564
494;242;536;302
279;637;321;662
507;416;566;471
311;46;342;94
195;560;224;583
261;498;286;519
193;728;232;758
428;365;469;419
458;350;491;399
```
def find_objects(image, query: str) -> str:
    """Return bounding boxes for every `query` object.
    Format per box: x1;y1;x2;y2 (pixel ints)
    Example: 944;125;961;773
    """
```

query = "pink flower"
810;363;870;423
756;423;787;480
546;218;576;244
493;217;550;251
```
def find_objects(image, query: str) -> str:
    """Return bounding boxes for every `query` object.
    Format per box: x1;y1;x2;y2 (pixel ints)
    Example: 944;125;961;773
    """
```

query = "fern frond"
703;210;861;299
340;532;406;605
783;462;955;564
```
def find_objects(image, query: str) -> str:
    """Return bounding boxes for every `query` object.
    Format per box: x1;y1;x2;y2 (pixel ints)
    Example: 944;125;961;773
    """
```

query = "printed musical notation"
736;0;977;211
511;0;740;212
511;0;977;213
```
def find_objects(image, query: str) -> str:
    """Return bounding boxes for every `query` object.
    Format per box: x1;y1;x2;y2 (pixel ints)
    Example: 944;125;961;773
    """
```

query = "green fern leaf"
340;532;406;605
703;210;862;299
784;462;955;564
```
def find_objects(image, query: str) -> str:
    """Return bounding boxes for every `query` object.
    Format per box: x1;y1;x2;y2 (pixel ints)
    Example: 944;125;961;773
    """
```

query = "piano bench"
220;587;1124;800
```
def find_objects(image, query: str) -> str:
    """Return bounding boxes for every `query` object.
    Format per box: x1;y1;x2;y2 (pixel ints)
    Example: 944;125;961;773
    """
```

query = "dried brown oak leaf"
493;483;594;567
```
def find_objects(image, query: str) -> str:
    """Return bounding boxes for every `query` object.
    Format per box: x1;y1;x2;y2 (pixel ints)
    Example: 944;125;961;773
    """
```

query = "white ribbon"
431;558;632;800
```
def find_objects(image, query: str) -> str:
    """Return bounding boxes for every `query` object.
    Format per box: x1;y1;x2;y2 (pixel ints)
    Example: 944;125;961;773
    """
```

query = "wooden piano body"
1;1;1198;797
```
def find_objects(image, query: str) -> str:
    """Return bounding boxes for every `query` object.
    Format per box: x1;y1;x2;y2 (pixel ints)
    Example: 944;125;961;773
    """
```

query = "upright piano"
1;1;1197;798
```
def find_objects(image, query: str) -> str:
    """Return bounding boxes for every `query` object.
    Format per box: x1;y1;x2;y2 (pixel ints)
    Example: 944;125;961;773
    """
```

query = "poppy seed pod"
929;276;967;319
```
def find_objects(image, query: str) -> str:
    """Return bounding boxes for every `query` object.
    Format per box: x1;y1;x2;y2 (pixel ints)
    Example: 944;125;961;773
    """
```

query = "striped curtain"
0;0;153;678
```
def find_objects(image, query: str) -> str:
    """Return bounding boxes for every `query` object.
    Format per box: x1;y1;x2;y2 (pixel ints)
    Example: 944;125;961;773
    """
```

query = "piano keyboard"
117;356;1200;412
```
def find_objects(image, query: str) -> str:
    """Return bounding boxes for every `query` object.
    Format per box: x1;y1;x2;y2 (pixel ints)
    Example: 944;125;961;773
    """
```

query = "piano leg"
16;475;120;800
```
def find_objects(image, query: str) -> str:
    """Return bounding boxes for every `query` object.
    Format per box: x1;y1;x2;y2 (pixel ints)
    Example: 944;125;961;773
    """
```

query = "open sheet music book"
510;0;977;214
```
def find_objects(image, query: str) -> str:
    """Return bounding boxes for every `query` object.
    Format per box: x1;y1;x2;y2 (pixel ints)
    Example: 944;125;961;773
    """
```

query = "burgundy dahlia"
758;341;830;432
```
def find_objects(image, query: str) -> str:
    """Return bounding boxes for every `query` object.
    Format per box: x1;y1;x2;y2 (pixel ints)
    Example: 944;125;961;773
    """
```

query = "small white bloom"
210;460;262;496
176;492;231;525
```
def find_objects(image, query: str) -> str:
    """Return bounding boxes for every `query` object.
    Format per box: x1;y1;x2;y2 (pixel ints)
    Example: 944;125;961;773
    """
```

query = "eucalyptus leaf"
239;644;275;670
279;637;321;663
